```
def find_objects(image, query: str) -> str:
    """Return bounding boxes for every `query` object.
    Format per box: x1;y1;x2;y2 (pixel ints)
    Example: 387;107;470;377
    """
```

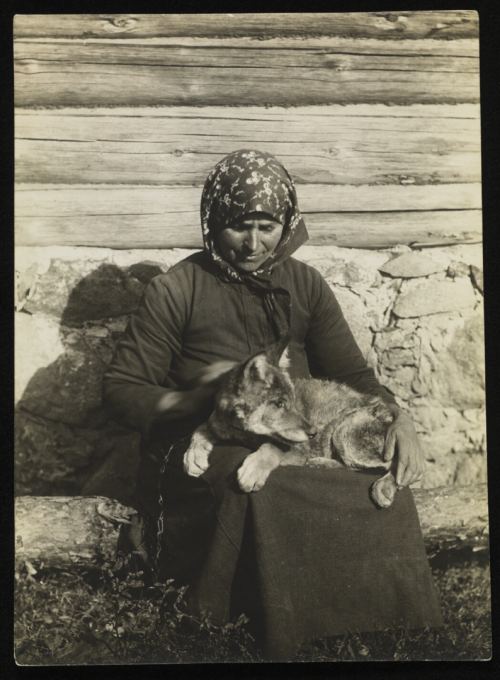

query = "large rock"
308;257;381;288
15;409;141;497
373;309;486;479
17;322;108;427
15;410;96;495
305;258;347;282
393;280;476;318
16;309;131;427
15;312;65;404
422;314;485;410
379;252;446;278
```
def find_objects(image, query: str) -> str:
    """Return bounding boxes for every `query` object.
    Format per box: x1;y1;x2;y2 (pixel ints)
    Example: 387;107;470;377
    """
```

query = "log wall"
15;12;481;249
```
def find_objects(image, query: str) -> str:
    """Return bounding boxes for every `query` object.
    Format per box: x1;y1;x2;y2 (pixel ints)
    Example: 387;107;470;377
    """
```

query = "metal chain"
151;435;190;582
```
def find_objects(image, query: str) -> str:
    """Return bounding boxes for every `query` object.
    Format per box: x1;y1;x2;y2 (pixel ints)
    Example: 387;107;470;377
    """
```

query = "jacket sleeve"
305;269;397;406
102;272;188;437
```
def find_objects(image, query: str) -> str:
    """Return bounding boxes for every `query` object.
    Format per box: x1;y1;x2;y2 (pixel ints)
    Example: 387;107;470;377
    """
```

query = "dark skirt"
136;439;443;661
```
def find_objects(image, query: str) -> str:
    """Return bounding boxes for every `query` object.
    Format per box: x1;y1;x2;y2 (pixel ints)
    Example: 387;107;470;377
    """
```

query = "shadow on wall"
15;260;169;503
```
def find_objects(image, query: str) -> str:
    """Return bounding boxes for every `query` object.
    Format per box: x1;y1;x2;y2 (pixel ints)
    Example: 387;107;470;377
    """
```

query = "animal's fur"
183;339;399;508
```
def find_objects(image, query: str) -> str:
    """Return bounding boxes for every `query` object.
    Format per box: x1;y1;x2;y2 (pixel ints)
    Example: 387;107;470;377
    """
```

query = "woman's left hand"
383;406;425;488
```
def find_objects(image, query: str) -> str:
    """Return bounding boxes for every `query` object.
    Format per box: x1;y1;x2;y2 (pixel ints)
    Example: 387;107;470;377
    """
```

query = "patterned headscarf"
200;150;309;338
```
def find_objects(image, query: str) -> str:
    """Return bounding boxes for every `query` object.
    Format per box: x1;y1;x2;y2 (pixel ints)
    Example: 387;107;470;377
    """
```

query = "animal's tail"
332;403;392;469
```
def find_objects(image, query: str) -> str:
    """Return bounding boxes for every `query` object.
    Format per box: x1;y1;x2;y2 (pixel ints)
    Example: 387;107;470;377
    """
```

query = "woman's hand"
155;360;237;421
189;360;238;388
383;405;425;488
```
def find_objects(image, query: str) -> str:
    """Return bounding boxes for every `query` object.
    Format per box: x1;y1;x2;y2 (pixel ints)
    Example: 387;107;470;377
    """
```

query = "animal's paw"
371;473;398;508
237;452;274;493
183;440;212;477
305;457;344;469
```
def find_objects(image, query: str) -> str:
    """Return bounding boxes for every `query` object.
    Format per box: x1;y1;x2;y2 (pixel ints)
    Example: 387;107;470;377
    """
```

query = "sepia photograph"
14;11;489;664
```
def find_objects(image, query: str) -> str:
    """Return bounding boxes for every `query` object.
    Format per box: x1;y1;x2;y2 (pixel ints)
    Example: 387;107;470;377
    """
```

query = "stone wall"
15;243;485;504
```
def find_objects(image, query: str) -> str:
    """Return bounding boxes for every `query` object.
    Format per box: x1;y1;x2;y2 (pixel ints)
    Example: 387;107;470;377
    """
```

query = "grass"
14;553;491;664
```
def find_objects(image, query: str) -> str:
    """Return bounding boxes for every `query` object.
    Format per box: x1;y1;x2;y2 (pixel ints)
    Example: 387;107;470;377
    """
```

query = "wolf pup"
183;339;399;508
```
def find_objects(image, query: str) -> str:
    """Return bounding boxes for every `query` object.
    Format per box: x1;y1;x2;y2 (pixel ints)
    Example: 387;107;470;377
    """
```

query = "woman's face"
217;212;284;272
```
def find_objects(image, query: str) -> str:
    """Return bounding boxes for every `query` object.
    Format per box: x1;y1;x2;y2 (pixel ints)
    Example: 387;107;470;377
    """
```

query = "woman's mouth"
240;254;263;261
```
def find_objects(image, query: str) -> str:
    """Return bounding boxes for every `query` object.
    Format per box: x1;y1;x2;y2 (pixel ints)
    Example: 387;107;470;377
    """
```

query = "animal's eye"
275;400;285;408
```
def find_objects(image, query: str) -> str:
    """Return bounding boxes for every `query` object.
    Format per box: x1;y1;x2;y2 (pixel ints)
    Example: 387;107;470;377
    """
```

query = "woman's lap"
136;440;443;660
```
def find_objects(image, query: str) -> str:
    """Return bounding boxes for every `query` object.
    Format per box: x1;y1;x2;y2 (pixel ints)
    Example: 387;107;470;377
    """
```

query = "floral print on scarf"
200;149;309;284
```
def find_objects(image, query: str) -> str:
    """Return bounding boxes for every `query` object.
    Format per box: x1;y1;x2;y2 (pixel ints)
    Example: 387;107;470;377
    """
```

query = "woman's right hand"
189;360;237;388
155;360;237;421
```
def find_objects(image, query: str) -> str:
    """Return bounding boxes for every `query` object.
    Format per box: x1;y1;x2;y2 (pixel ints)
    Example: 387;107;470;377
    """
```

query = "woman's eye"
235;221;277;231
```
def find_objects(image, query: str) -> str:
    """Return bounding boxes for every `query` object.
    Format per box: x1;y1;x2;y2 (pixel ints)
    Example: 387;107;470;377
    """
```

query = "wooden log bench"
15;484;489;573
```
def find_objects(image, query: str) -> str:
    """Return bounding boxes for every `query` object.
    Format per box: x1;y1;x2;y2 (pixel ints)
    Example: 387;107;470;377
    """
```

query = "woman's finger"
399;463;419;487
398;446;424;486
383;428;396;462
396;461;406;487
412;449;425;483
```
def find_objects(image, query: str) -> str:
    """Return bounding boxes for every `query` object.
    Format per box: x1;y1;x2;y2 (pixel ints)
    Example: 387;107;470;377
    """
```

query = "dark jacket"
102;251;395;444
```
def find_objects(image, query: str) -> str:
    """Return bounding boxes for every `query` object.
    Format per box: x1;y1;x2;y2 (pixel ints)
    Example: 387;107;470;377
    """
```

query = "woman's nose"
244;228;259;252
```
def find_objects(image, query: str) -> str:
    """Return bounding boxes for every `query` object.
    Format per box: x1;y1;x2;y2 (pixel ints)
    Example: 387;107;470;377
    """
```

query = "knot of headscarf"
200;149;309;339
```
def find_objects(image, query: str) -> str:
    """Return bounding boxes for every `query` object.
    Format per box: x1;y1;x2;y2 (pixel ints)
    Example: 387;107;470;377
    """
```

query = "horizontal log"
15;214;482;249
14;40;480;71
412;484;489;554
15;183;482;248
15;183;482;214
13;12;479;40
15;496;129;570
15;219;482;250
14;41;480;107
14;484;489;571
15;106;481;186
301;212;482;249
14;36;481;57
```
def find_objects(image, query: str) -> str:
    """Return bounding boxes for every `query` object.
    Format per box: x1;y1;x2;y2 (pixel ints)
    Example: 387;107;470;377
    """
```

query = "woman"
103;150;442;660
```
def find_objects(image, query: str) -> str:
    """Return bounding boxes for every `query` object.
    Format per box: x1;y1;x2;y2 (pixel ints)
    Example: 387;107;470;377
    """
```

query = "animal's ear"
265;333;291;370
278;346;291;369
242;351;270;383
